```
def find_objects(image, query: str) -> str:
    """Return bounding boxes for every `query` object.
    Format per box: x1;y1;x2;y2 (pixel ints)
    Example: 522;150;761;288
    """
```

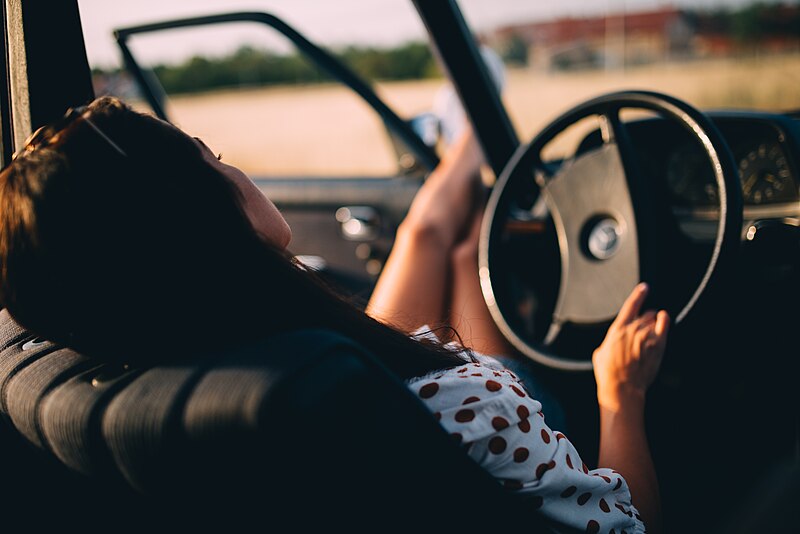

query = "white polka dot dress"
406;330;646;534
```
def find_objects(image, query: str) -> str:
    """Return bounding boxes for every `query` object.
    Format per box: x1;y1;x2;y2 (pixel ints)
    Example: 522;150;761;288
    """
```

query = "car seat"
0;309;566;532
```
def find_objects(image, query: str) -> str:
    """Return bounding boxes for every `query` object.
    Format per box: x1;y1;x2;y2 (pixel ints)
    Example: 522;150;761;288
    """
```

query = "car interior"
1;0;798;531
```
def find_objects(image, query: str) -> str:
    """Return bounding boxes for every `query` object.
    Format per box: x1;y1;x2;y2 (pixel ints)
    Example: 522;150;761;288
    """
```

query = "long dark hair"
0;96;465;379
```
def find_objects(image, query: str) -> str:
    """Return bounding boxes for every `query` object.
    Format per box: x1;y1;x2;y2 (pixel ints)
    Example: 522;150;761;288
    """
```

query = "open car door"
111;11;441;300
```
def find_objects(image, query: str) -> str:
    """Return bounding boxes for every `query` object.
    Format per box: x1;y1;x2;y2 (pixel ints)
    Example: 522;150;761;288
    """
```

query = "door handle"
336;206;380;241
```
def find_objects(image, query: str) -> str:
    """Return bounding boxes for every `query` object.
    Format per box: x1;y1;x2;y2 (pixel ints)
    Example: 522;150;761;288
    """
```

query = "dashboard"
665;118;797;208
577;111;800;239
669;115;799;229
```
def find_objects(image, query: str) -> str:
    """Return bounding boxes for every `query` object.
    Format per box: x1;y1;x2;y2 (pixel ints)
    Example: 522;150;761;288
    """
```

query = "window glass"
78;0;441;177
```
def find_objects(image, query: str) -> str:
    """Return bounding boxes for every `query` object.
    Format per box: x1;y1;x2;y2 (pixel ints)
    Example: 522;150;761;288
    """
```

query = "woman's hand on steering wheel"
592;283;669;412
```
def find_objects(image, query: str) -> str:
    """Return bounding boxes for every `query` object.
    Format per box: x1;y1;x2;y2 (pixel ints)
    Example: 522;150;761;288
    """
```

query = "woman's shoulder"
407;356;645;534
407;354;543;444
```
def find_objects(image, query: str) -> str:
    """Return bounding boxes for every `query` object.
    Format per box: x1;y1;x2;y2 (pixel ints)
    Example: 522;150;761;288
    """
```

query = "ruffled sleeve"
407;347;646;533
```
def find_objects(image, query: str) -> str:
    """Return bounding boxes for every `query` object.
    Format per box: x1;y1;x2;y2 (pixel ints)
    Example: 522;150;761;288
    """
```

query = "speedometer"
738;142;796;205
666;142;718;206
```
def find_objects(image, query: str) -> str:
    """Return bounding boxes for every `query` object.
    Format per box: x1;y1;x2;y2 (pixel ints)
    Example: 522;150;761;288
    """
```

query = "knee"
396;217;449;252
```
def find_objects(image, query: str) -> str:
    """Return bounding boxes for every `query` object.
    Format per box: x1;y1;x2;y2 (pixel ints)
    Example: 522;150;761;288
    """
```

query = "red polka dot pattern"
419;382;439;398
561;486;577;498
535;460;556;479
599;498;610;513
455;409;475;423
488;436;507;454
408;351;637;534
492;416;509;430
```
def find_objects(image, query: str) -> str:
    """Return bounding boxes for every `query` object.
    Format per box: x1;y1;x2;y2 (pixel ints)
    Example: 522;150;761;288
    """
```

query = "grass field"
162;54;800;176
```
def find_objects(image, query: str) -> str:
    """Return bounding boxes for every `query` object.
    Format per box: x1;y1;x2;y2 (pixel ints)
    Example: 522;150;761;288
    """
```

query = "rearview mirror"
408;112;440;149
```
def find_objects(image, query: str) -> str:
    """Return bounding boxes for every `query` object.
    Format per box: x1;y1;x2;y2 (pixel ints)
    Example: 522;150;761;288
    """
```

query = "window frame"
113;11;440;175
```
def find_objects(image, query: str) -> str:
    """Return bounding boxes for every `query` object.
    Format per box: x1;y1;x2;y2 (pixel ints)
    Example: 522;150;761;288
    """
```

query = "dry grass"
162;54;800;176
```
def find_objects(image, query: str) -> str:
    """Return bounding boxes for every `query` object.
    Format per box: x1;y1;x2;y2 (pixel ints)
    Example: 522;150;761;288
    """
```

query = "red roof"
494;7;685;46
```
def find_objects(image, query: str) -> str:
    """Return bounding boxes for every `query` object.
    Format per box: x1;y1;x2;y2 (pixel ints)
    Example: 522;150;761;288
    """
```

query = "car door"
98;10;441;301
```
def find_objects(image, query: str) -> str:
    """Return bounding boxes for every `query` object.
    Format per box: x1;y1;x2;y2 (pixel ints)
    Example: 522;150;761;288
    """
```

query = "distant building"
488;7;693;71
487;5;800;71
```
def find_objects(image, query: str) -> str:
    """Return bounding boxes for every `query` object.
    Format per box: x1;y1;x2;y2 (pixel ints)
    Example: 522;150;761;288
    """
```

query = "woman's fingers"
655;310;670;338
634;310;657;327
614;282;649;326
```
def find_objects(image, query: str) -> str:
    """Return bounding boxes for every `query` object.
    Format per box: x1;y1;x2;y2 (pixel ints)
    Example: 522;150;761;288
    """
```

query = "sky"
77;0;777;68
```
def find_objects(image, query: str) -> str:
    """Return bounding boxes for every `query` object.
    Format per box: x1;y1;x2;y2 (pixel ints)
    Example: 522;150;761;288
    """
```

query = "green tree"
732;3;766;42
97;41;441;95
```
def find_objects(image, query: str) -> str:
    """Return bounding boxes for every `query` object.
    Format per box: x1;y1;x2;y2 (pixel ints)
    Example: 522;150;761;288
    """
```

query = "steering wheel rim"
479;90;743;371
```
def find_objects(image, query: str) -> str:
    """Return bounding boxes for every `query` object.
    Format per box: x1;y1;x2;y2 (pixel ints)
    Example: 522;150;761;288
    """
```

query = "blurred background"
78;0;800;177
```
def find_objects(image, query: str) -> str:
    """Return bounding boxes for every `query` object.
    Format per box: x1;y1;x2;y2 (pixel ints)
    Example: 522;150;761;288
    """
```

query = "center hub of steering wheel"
585;217;622;260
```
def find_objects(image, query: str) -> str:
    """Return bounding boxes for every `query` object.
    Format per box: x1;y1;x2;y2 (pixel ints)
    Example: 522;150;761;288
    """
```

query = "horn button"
584;216;622;260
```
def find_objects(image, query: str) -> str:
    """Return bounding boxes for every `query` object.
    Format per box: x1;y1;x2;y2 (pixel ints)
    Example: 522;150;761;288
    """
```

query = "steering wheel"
479;91;743;371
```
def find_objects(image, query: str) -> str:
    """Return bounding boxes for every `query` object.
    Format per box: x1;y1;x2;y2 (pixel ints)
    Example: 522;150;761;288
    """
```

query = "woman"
0;97;667;533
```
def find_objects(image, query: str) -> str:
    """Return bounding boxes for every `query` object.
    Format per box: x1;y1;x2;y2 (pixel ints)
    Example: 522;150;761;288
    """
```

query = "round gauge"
738;142;796;205
666;142;717;206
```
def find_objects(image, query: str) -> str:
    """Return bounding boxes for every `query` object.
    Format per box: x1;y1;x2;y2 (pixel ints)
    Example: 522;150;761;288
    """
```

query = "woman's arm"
593;283;669;534
366;129;484;333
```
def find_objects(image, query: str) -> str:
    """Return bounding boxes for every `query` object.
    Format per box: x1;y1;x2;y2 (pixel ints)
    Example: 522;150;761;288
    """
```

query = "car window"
77;0;439;178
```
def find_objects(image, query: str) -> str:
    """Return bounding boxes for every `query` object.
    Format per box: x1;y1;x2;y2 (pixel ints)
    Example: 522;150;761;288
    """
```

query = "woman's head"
193;135;291;250
0;96;462;377
0;97;292;359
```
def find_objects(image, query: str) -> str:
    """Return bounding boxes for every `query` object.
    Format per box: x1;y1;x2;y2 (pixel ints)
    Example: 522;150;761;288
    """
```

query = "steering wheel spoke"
542;141;640;325
601;106;661;282
598;107;633;153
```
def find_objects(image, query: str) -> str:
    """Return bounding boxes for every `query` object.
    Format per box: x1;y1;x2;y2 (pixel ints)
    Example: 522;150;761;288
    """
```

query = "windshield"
78;0;800;174
458;1;800;139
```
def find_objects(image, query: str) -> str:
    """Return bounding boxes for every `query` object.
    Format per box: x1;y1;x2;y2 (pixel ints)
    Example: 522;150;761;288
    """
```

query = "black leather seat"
0;309;557;531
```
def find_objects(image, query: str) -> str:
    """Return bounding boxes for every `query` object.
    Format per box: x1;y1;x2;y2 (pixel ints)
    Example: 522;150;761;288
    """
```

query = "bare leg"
366;129;483;333
448;207;516;356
